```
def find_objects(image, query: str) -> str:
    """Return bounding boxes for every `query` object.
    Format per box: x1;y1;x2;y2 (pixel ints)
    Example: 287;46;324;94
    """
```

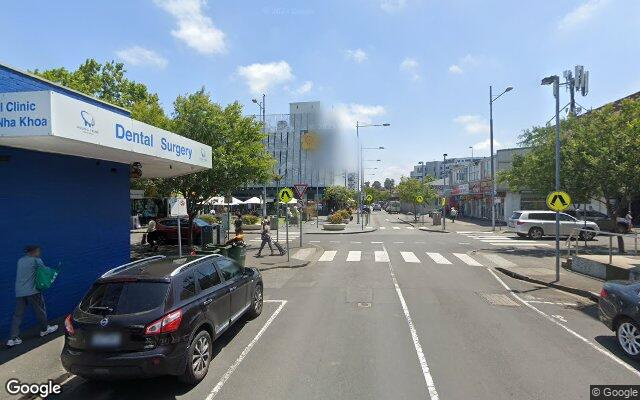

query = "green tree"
396;177;437;221
384;178;395;190
372;180;382;190
159;89;274;244
324;185;356;211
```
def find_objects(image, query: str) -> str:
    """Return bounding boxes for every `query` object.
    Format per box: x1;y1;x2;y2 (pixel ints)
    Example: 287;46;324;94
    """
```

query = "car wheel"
180;330;212;384
579;229;596;240
246;284;263;319
528;227;544;240
617;320;640;360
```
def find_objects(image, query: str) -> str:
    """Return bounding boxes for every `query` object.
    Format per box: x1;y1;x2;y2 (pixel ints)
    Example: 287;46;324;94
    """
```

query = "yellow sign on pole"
365;194;373;204
416;195;424;204
440;197;446;206
279;187;294;203
546;191;571;212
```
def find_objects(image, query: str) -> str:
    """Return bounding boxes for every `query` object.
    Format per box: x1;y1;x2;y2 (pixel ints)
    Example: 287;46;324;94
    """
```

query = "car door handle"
203;298;213;306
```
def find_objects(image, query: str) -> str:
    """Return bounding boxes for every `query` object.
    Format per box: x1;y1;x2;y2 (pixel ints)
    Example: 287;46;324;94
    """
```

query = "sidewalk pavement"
398;214;509;234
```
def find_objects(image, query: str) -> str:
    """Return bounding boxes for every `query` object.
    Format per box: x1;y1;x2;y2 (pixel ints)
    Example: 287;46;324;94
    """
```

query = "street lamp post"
542;75;561;281
252;94;267;217
361;147;384;230
489;85;513;231
355;122;390;230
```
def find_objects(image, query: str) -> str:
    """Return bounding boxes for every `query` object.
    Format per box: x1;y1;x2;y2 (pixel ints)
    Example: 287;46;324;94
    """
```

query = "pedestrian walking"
7;245;58;348
256;218;274;257
146;219;160;251
450;207;458;223
626;211;633;231
234;211;243;232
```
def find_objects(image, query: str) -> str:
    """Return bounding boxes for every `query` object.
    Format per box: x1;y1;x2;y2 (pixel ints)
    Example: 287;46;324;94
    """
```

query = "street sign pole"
553;77;561;282
177;217;182;257
286;206;290;262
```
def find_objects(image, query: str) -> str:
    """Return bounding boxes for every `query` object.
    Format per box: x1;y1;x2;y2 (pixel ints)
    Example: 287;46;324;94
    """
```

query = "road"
51;212;640;400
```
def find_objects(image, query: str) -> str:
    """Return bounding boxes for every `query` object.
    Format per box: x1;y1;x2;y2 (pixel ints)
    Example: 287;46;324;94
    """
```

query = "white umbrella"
243;197;262;205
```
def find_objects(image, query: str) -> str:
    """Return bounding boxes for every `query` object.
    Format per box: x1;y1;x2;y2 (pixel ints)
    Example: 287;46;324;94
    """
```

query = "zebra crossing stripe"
393;227;401;230
379;226;387;230
426;252;452;264
406;227;415;230
346;251;361;262
452;253;483;266
293;248;315;260
375;251;390;262
401;252;420;263
318;250;337;262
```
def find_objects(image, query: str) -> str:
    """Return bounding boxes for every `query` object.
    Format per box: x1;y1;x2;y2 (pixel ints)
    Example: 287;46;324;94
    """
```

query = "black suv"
60;254;263;384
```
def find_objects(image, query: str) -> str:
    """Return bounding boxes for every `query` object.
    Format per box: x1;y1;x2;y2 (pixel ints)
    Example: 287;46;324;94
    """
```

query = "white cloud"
345;48;368;63
558;0;609;30
332;103;386;131
380;0;407;12
155;0;226;54
380;163;414;183
400;57;421;81
115;46;168;68
454;115;489;134
448;64;463;74
237;61;293;94
472;138;502;151
448;54;481;74
294;81;314;95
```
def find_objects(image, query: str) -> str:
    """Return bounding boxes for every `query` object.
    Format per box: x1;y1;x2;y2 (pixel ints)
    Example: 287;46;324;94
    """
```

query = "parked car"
386;201;401;214
599;281;640;359
507;210;599;240
372;203;382;211
154;217;211;244
61;254;263;383
564;209;631;233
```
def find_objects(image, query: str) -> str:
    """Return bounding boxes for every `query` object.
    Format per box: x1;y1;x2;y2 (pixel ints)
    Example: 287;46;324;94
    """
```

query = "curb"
253;243;324;271
398;217;450;233
306;227;378;235
494;267;600;303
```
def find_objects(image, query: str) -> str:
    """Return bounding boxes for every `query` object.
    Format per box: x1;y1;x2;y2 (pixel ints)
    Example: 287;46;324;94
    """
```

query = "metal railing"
567;228;638;264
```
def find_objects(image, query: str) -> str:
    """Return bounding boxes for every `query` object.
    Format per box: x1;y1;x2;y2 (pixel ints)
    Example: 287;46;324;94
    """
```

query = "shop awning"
0;90;212;177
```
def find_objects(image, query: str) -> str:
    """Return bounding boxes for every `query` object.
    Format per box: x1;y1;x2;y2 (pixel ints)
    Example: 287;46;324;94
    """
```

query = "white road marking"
393;241;405;244
309;240;321;243
401;251;421;263
453;253;483;266
426;252;452;265
490;243;550;247
385;218;390;222
379;226;387;230
480;253;516;268
318;250;337;262
393;227;401;230
371;241;384;244
205;300;288;400
346;251;361;262
330;240;340;243
526;300;578;306
458;242;471;245
351;241;362;244
293;248;314;260
375;250;390;262
382;245;439;400
486;268;640;379
406;227;415;230
415;241;426;244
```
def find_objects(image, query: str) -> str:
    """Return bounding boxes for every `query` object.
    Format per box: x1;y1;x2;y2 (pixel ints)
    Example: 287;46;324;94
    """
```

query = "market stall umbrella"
243;197;263;204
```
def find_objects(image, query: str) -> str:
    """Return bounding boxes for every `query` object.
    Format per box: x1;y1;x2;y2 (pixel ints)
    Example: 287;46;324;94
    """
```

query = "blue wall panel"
0;147;130;336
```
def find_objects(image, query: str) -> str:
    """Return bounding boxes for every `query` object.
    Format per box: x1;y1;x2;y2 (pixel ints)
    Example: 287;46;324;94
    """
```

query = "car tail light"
600;288;608;299
145;309;183;335
516;220;525;225
64;314;75;335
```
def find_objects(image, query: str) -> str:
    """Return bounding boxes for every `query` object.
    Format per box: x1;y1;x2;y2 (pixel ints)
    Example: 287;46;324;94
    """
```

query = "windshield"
80;282;169;315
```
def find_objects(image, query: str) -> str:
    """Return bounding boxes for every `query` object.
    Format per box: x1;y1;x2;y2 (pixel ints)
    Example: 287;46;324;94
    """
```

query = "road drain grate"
477;293;521;307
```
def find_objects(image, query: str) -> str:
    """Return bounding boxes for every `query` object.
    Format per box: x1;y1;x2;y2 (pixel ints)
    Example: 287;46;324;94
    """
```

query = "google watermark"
5;379;62;398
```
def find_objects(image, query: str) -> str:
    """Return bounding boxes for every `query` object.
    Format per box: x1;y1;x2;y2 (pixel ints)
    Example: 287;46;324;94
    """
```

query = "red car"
153;217;210;243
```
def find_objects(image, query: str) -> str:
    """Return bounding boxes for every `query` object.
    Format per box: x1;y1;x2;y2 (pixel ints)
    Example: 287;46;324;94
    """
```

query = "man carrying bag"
6;245;59;348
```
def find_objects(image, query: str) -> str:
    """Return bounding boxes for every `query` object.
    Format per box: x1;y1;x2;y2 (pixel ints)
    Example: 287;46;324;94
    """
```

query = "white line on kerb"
486;268;640;379
205;300;288;400
383;244;439;400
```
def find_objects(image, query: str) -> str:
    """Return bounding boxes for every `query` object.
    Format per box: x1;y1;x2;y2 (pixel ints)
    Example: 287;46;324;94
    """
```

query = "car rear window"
80;281;169;315
510;212;522;219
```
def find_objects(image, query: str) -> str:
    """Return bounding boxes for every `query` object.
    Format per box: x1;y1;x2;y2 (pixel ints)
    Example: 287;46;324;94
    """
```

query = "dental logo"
77;110;98;135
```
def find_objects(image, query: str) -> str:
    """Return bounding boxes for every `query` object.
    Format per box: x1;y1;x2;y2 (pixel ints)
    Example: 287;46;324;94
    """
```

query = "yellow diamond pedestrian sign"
279;187;294;203
546;191;571;212
416;195;424;204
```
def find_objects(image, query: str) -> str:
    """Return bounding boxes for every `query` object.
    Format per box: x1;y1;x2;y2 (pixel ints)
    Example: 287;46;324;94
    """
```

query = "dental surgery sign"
0;91;211;169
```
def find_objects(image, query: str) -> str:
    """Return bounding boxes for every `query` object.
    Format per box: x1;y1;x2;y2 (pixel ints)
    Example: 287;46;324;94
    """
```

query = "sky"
1;0;639;183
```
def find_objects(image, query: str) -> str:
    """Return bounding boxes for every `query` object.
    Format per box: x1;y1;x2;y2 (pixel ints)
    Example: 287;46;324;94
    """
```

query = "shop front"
0;64;211;335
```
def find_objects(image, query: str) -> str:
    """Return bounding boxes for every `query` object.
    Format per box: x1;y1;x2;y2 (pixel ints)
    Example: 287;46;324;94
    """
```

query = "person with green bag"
6;245;59;348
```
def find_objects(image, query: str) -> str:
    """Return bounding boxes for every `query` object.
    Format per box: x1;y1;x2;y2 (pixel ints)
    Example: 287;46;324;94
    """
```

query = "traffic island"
322;223;346;231
568;254;640;281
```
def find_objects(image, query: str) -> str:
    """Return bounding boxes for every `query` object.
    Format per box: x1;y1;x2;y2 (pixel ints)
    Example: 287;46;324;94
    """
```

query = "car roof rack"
169;254;221;277
101;255;166;278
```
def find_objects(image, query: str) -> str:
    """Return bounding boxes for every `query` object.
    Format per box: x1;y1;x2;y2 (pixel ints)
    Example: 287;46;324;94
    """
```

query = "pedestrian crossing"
456;231;551;247
305;249;515;267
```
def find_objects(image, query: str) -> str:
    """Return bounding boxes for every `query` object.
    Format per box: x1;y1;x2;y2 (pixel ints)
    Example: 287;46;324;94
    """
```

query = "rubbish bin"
200;224;214;246
270;217;279;230
432;213;441;225
201;244;230;257
227;244;247;267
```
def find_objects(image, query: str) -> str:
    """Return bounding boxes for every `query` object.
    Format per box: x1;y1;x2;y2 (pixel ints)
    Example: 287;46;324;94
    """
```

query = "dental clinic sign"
0;91;211;169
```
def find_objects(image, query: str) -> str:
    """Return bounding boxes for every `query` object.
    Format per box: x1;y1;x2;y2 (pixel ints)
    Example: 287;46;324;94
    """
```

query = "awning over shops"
0;90;212;177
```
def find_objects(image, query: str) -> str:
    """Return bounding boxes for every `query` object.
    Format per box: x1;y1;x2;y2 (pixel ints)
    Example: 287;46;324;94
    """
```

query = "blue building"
0;63;212;336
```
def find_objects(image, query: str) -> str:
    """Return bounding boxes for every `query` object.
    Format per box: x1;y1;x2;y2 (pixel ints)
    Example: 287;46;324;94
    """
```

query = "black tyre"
579;229;596;240
180;330;212;385
528;227;544;240
246;284;263;319
616;319;640;360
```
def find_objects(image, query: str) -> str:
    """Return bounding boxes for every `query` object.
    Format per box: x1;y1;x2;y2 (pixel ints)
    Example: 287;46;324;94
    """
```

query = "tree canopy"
324;185;356;211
